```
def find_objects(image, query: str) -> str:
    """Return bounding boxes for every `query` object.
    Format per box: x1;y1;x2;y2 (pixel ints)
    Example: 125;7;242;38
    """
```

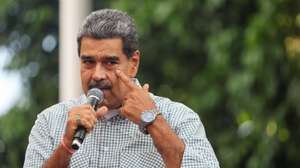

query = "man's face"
79;37;140;109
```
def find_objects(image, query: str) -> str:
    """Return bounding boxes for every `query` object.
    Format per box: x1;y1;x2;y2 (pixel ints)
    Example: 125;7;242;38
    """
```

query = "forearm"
42;140;72;168
148;115;185;168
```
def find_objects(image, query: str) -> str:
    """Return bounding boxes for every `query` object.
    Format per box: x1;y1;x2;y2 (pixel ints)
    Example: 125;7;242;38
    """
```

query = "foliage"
0;0;300;167
0;0;58;167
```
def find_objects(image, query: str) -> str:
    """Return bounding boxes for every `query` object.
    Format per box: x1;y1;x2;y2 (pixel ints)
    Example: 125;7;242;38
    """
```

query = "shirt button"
106;121;111;126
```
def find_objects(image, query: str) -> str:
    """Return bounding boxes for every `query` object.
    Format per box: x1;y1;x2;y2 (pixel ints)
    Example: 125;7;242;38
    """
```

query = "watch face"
142;112;155;123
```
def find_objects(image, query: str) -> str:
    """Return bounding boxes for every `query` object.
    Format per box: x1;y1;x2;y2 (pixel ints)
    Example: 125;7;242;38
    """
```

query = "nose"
92;64;107;81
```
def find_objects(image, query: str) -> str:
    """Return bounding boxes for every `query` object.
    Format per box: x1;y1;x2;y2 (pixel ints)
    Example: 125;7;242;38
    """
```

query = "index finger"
115;69;137;89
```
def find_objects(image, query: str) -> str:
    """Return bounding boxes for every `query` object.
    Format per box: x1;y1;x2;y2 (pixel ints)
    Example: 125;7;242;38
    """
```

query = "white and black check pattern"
24;87;219;167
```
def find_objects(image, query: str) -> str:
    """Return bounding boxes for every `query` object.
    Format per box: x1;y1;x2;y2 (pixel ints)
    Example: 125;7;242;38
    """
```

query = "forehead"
80;37;125;57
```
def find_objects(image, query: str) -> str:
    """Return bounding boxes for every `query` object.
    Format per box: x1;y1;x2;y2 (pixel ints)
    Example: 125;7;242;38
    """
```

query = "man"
24;9;219;168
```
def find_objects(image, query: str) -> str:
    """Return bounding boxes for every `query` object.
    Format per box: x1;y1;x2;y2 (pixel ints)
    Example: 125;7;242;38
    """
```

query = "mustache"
88;80;112;90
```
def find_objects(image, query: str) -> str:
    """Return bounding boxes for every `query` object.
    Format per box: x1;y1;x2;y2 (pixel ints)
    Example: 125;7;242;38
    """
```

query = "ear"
128;50;140;78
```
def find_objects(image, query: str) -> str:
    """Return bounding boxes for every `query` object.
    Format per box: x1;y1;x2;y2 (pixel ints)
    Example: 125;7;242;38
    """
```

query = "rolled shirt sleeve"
23;112;54;168
167;103;220;168
181;138;219;167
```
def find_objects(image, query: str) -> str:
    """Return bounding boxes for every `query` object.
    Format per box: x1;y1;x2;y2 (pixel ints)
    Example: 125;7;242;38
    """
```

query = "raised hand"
115;69;156;125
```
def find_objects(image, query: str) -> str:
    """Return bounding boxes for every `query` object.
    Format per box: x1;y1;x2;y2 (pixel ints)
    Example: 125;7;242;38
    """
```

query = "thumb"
142;83;149;92
95;106;108;119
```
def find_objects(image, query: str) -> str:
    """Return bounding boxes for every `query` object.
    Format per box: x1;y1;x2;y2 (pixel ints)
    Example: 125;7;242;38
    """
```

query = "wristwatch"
139;109;161;134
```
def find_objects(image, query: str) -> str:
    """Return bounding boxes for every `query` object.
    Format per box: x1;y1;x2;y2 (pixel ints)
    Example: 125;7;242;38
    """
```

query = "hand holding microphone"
62;88;107;152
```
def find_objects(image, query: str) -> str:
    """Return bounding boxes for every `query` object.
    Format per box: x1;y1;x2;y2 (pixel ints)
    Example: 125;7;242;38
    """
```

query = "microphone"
71;88;103;150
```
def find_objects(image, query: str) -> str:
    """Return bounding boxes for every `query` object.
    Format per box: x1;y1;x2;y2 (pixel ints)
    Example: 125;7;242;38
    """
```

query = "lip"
88;82;112;91
100;88;112;96
99;87;111;91
103;89;110;93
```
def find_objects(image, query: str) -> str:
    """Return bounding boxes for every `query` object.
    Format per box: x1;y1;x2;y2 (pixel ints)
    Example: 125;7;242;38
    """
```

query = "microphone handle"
71;126;86;150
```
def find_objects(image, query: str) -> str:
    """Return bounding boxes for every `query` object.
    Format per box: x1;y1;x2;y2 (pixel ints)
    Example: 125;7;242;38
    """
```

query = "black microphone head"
87;88;104;104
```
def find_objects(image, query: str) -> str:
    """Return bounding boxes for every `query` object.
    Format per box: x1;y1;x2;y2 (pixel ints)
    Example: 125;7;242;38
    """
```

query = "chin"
101;99;121;110
101;99;113;109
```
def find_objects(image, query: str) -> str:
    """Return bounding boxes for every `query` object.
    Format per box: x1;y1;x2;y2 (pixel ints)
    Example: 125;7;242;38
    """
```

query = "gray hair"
77;9;139;58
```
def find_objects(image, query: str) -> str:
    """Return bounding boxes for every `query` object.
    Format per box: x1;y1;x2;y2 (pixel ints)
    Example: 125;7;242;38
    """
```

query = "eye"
80;56;95;68
105;60;118;65
83;59;95;64
103;58;119;68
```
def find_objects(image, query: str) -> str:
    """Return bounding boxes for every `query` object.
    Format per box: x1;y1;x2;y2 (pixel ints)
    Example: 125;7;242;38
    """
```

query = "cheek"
117;65;131;77
107;72;121;94
81;70;89;80
80;70;92;87
106;71;117;85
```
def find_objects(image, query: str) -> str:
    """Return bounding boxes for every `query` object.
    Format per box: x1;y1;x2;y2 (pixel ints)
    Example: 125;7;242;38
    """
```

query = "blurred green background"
1;0;300;167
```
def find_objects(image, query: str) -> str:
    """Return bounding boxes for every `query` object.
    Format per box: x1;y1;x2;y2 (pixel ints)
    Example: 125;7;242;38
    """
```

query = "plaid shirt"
24;91;219;167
